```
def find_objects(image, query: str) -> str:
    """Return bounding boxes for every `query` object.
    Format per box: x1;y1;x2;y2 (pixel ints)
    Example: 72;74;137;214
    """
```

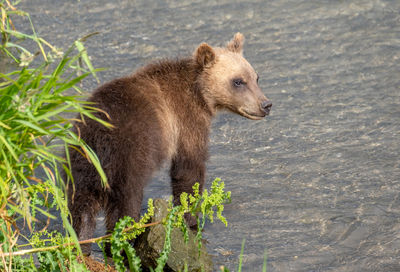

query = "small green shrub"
106;179;230;272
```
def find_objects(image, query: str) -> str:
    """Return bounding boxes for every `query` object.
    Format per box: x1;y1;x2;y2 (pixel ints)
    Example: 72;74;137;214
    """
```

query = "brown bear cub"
67;33;272;255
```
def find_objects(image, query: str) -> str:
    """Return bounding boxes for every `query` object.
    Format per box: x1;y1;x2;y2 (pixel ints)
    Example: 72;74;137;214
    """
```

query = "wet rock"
134;199;212;272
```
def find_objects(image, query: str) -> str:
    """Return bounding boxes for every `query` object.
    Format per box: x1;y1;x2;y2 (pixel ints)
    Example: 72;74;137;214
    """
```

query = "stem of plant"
0;221;161;257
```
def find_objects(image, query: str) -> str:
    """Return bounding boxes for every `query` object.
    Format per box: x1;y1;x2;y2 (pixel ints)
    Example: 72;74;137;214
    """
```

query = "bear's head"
195;33;272;120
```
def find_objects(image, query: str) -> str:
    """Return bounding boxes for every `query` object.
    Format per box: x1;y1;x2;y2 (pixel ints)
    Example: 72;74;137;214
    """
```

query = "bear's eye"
233;78;245;87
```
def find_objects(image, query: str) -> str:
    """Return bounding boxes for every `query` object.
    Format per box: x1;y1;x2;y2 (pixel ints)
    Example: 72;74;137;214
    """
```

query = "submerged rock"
134;199;213;272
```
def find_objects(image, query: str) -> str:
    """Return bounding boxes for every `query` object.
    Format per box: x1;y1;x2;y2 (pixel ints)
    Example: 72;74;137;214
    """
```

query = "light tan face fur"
196;33;271;120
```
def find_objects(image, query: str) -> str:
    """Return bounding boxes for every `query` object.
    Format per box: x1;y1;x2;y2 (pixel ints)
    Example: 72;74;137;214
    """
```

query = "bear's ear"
195;43;216;67
227;32;244;54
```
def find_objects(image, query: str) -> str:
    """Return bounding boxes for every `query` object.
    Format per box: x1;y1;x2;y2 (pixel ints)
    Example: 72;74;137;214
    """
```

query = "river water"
17;1;400;271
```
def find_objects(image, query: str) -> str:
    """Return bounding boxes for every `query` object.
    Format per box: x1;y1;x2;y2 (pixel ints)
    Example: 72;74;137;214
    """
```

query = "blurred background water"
16;1;400;271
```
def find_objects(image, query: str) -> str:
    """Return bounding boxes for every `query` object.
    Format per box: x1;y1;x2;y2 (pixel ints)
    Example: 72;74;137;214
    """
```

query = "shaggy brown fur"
67;33;272;255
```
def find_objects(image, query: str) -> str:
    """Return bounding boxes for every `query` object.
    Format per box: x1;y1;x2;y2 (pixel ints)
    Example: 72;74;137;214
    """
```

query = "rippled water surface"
18;1;400;271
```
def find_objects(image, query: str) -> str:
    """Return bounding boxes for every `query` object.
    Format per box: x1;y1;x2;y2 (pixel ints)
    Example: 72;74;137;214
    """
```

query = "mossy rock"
135;199;213;272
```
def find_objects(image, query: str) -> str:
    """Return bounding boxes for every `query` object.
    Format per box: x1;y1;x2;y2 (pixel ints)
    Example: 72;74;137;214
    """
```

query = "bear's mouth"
238;108;266;120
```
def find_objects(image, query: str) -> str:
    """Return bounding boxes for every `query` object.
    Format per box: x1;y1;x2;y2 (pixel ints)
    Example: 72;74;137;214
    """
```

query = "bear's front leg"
170;155;206;229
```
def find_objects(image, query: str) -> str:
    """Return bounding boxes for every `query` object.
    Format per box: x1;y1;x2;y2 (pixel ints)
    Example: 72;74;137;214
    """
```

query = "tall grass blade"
237;238;245;272
262;250;267;272
0;134;19;161
13;119;48;135
74;39;98;82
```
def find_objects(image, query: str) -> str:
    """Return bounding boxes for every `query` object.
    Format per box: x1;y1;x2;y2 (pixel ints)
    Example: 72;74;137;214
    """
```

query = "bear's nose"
261;100;272;115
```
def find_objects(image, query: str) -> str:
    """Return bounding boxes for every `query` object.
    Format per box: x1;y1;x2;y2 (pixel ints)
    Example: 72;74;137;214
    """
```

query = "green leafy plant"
153;179;231;272
107;199;154;272
100;179;230;272
0;38;109;249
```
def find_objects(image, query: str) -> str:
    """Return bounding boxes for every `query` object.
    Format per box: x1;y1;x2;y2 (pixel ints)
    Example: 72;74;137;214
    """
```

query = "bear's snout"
261;100;272;115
